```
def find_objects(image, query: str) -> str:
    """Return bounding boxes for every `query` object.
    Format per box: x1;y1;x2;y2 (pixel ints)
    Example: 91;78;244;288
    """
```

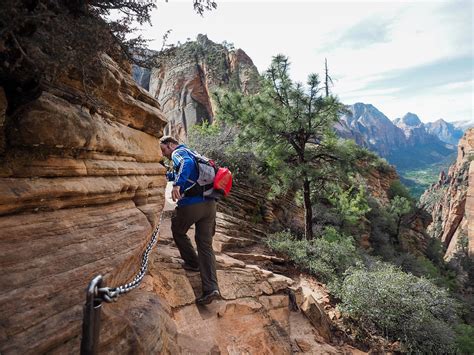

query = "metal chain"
97;211;164;303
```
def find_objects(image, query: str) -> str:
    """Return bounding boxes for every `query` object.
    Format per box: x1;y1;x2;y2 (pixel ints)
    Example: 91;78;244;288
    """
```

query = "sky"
135;0;473;123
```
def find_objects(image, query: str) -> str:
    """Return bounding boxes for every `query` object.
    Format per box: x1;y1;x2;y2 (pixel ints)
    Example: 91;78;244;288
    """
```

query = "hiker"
159;136;221;305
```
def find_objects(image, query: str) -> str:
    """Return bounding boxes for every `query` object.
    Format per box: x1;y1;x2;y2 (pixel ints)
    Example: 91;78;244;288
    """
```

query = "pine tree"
0;0;217;113
215;55;344;239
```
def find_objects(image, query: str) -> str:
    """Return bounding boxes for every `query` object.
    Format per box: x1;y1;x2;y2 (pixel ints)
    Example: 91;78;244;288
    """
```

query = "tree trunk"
303;177;313;239
395;217;401;245
324;58;329;97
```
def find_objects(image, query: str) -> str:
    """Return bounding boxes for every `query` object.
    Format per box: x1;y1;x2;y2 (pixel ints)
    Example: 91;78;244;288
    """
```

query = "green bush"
455;324;474;354
425;237;445;266
388;179;413;201
339;262;459;353
372;157;392;174
266;228;361;286
365;197;398;257
328;185;371;229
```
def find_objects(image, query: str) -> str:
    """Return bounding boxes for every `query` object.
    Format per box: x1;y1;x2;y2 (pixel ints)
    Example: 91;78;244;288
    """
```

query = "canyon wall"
420;128;474;259
147;34;259;142
0;50;172;352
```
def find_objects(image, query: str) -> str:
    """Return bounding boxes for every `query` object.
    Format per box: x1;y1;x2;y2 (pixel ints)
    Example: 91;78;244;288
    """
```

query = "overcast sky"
136;0;473;123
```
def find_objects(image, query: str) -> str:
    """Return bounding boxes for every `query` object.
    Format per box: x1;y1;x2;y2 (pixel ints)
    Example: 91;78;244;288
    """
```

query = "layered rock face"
361;163;398;206
147;34;259;142
0;10;173;348
0;49;173;352
420;128;474;259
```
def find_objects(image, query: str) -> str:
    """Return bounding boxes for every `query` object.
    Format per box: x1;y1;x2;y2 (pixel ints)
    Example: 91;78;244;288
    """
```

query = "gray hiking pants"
171;200;218;293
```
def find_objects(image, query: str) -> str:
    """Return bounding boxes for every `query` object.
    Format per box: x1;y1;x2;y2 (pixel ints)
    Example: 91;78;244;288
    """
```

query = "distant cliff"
337;103;406;157
338;103;456;171
419;128;474;259
425;118;466;145
146;35;259;142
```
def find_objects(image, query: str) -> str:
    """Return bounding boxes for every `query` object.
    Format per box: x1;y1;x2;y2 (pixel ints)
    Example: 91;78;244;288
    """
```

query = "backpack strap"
173;147;214;197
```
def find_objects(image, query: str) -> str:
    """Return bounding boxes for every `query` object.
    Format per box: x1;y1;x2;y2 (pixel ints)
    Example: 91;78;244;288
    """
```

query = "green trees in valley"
215;55;344;239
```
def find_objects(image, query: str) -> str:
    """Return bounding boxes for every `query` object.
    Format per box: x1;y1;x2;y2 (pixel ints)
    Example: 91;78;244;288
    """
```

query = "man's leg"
194;200;218;293
171;205;199;269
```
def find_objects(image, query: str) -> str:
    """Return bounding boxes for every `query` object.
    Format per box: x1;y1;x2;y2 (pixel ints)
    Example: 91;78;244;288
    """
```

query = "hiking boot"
195;290;221;305
182;263;200;272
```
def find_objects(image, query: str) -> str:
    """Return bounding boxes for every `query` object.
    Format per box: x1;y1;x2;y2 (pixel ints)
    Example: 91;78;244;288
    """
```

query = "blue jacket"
166;144;209;206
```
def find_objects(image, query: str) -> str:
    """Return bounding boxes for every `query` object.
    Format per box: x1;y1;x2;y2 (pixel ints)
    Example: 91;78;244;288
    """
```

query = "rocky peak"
426;118;465;145
339;103;406;157
145;35;259;142
338;103;455;170
394;112;426;142
349;102;393;126
453;119;474;131
399;112;422;127
393;112;449;148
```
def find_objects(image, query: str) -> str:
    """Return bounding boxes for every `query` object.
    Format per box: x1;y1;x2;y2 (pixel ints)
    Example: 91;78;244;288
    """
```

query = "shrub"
328;185;371;229
388;180;413;201
339;262;459;353
266;228;361;286
455;324;474;354
365;197;397;257
372;158;392;174
425;237;445;266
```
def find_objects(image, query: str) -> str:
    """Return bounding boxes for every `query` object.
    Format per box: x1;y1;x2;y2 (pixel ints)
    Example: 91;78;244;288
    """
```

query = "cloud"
357;55;473;97
322;16;393;51
434;79;474;92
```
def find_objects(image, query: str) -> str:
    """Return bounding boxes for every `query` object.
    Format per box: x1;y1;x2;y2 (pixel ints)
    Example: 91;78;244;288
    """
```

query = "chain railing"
80;212;163;355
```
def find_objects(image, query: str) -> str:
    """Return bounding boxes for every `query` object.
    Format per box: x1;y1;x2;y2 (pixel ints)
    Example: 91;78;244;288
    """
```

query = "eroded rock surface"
420;128;474;259
0;53;170;353
148;34;259;142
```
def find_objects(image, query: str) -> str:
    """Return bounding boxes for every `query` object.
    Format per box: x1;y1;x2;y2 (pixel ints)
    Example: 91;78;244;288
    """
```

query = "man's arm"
171;150;195;200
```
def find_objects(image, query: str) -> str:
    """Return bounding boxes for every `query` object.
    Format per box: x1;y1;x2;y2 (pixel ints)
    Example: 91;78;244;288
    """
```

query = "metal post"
80;275;103;355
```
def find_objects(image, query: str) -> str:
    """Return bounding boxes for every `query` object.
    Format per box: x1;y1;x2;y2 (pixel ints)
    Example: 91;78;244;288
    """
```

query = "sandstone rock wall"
0;53;171;353
362;164;398;207
420;128;474;259
148;35;259;142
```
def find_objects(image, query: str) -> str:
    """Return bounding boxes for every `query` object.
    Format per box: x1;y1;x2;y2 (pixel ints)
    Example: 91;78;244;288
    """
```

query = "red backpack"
213;166;232;197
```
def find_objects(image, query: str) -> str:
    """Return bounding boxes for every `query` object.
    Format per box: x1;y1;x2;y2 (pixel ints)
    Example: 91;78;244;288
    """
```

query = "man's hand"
171;185;182;202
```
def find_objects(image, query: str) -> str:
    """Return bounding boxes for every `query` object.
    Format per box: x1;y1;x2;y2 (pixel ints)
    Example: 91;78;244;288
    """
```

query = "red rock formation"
420;128;474;259
0;50;171;352
148;35;259;142
363;164;398;206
